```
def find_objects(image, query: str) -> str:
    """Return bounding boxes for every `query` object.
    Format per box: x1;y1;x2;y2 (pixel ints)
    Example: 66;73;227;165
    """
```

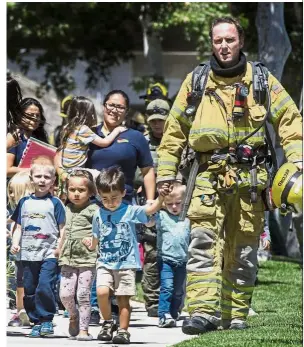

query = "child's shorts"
96;266;136;296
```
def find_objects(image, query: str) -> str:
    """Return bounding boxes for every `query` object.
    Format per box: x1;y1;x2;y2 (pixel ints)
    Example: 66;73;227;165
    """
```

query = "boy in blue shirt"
11;158;65;337
152;183;190;328
82;167;163;344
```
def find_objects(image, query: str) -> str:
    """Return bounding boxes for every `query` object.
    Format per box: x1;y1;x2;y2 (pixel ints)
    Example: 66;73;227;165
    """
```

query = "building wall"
8;50;200;109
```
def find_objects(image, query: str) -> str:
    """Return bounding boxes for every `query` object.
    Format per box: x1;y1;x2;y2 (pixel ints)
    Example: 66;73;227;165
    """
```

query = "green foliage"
7;2;140;97
7;2;302;100
133;281;145;303
150;2;230;60
129;75;169;94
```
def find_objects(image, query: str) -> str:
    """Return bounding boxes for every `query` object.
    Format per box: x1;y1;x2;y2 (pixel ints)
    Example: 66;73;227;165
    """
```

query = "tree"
255;3;301;259
130;2;230;94
7;2;231;97
7;2;141;97
256;3;291;80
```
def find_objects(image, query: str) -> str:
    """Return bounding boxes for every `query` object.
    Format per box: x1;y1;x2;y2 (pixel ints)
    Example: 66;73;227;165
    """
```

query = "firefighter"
157;17;302;335
49;95;73;147
134;99;171;317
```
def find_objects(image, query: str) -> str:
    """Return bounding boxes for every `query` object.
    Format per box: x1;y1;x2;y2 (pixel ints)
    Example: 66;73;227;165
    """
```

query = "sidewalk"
6;301;195;347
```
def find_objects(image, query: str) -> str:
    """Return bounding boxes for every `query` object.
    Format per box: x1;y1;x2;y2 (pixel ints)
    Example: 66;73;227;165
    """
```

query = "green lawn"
174;259;303;347
133;281;145;303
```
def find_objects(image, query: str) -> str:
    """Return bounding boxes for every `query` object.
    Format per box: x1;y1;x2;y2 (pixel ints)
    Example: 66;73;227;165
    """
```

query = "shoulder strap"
191;61;211;93
250;61;278;176
249;61;269;105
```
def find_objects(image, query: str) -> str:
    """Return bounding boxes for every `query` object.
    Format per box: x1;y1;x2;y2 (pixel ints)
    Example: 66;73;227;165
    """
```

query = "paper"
18;137;57;168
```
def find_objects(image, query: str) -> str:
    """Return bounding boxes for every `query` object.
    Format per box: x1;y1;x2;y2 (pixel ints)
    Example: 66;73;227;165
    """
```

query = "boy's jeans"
158;259;186;319
22;259;58;324
90;276;98;311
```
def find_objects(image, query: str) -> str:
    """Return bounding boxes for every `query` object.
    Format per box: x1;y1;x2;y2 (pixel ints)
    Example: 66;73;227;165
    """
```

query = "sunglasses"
146;107;169;116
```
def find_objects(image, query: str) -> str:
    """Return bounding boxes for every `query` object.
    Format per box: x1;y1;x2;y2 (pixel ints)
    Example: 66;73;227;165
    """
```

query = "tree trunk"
256;2;291;80
256;3;301;259
139;5;163;78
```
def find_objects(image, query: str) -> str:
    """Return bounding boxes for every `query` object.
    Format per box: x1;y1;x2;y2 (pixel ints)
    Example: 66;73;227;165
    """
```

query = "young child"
7;171;34;327
153;183;190;328
248;212;271;317
58;169;99;341
257;211;271;262
82;167;164;344
57;96;126;177
10;158;66;338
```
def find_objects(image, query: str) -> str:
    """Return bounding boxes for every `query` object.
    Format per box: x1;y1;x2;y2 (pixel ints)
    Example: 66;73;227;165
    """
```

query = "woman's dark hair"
60;96;97;149
96;166;125;193
7;76;23;132
20;97;48;143
103;90;130;110
209;17;245;42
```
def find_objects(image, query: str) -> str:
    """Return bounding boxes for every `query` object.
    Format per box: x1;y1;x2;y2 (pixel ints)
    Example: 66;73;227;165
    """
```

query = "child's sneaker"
89;309;100;325
63;310;69;318
97;320;117;341
8;313;22;327
28;324;41;338
112;328;131;344
68;313;80;337
40;321;54;336
158;314;176;328
19;309;31;326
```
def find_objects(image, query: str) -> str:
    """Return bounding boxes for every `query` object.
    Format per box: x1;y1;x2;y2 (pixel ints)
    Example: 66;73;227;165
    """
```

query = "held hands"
157;181;173;197
82;237;92;250
10;244;20;254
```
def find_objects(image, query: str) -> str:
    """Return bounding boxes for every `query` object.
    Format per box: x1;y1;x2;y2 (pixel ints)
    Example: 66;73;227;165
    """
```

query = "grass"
173;259;303;347
132;281;145;303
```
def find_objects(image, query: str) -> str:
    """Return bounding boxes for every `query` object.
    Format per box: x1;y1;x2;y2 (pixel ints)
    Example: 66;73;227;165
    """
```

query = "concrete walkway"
6;301;196;347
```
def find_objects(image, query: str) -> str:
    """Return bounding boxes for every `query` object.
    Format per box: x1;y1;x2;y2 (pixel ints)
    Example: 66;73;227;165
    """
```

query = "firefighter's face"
212;22;243;68
149;119;165;138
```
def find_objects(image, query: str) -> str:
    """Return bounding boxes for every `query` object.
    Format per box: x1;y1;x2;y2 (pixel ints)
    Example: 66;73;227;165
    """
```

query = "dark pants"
22;259;58;324
142;242;160;311
158;259;186;319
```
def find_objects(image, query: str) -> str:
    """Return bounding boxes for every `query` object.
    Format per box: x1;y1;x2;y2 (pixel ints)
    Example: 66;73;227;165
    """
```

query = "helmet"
272;162;302;213
140;82;168;104
59;95;73;118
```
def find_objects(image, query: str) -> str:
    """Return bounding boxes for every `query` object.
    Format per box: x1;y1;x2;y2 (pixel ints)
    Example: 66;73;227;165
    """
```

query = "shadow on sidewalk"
129;323;158;328
6;331;26;337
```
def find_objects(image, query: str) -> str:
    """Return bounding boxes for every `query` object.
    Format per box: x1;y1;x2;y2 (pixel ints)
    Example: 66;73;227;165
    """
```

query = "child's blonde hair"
7;171;35;210
30;155;56;177
165;182;186;200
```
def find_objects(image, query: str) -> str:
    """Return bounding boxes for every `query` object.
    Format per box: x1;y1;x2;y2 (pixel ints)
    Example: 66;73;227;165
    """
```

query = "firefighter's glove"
219;168;237;190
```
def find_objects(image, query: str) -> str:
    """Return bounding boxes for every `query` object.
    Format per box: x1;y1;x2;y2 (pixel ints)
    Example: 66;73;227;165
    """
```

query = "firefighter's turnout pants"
186;162;265;326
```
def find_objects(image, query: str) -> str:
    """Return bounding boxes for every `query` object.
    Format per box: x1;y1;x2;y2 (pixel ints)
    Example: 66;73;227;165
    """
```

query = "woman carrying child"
56;96;126;182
